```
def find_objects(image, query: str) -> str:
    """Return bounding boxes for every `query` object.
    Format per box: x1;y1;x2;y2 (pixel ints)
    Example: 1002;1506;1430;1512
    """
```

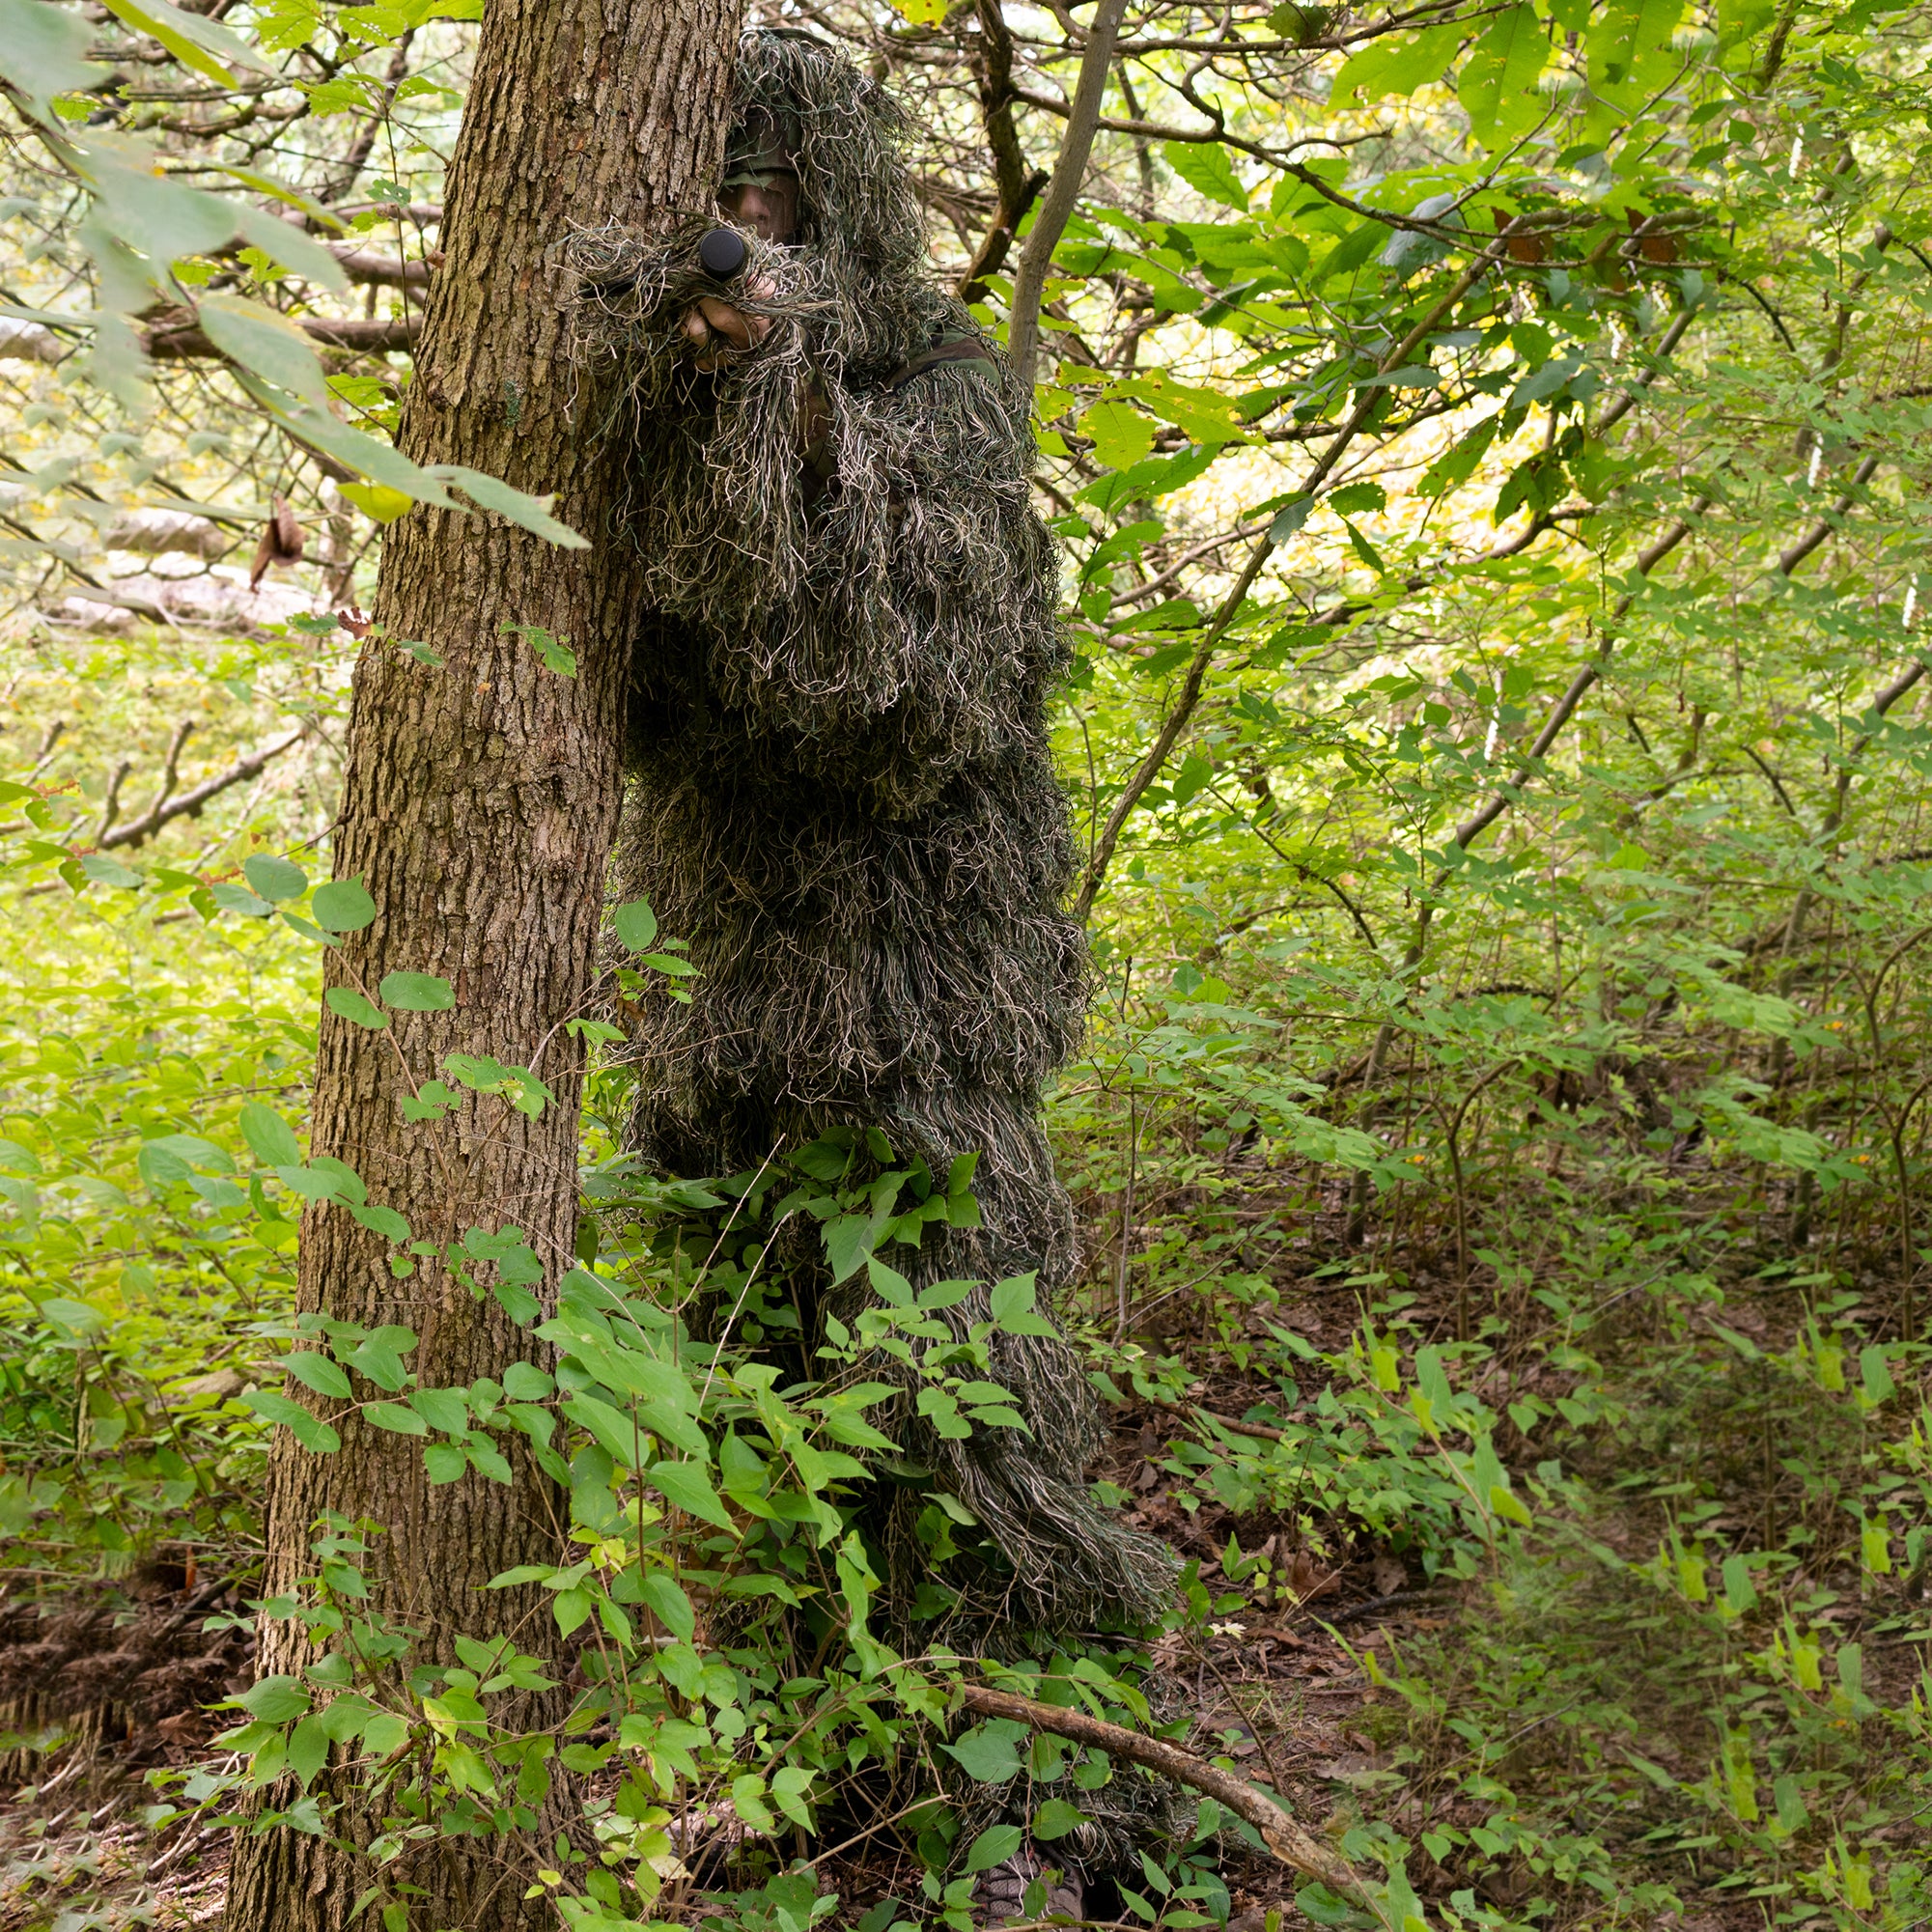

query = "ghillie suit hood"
573;25;1184;1884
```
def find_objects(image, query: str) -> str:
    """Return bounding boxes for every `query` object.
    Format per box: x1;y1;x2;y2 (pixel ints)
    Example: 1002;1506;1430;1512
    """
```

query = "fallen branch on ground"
956;1683;1369;1905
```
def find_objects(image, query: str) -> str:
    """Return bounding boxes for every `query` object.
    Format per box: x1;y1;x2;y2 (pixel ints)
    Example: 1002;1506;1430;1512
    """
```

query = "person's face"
719;174;799;244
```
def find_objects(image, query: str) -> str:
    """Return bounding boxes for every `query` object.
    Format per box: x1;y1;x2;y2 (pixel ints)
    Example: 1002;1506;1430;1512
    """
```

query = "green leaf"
964;1823;1023;1874
638;1572;695;1640
325;988;390;1030
238;1674;310;1722
423;1442;468;1483
363;1402;428;1436
648;1460;735;1530
943;1719;1028;1784
613;898;658;952
280;1352;351;1400
1458;4;1550;149
96;0;274;85
244;1389;341;1453
1586;0;1681;103
1081;400;1156;470
409;1386;470;1436
1162;140;1247;213
287;1713;330;1787
502;1361;553;1401
347;1200;410;1243
211;882;273;918
564;1394;643;1470
241;1105;305;1159
312;878;377;933
378;971;454;1012
434;465;588;549
80;853;141;890
1032;1797;1087;1840
0;0;105;118
1328;20;1467;110
197;296;333;408
242;854;308;903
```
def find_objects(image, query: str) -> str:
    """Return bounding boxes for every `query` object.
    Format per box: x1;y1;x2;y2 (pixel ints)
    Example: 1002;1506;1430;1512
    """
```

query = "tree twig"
98;725;304;850
956;1683;1370;1905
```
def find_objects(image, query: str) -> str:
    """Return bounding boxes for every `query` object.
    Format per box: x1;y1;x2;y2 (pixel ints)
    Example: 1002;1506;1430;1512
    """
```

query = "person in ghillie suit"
572;29;1184;1918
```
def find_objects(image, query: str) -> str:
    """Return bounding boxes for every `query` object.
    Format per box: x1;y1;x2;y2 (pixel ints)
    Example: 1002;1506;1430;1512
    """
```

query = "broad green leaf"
363;1401;428;1435
565;1393;643;1470
1033;1797;1087;1839
239;1675;310;1722
1162;140;1248;213
638;1572;695;1640
313;878;378;933
1458;6;1549;149
280;1352;351;1400
242;854;307;903
943;1719;1028;1784
287;1713;330;1787
409;1386;470;1436
648;1459;734;1529
325;988;389;1030
0;0;104;116
80;853;140;889
964;1823;1023;1874
1586;0;1681;108
378;971;454;1012
1328;21;1467;111
239;1104;302;1167
1082;400;1156;470
96;0;275;85
195;297;333;409
612;899;658;951
434;465;588;550
423;1442;468;1483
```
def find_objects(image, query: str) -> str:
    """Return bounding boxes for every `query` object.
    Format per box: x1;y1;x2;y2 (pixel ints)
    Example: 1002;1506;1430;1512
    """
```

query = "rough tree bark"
223;3;741;1928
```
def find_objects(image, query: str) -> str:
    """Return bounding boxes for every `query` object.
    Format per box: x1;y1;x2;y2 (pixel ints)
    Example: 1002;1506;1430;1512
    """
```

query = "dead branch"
143;314;420;360
98;725;303;851
956;1683;1369;1905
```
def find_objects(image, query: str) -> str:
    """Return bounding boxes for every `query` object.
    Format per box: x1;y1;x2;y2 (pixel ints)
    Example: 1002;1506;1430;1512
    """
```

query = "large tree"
222;4;742;1927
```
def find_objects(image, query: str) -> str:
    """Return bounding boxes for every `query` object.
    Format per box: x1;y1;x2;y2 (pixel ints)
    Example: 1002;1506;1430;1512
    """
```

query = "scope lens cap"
698;229;748;279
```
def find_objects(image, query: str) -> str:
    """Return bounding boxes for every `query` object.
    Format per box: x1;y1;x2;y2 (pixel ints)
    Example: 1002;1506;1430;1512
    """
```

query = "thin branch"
98;726;304;851
956;1683;1370;1906
145;313;421;359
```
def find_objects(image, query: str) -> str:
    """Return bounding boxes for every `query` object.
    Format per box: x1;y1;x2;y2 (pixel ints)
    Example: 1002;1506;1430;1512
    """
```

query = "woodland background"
0;0;1929;1928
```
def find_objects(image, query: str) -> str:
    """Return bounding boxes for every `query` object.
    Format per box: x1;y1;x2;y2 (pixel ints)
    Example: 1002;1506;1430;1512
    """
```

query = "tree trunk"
223;4;740;1928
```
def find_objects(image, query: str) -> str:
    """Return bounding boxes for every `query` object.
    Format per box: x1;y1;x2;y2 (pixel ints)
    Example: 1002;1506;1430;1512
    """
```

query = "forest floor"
0;1321;1418;1932
2;1203;1918;1932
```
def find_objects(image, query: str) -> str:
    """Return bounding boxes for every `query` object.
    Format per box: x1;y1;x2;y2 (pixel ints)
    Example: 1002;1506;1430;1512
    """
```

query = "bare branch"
99;726;304;851
1008;0;1130;391
956;1683;1369;1903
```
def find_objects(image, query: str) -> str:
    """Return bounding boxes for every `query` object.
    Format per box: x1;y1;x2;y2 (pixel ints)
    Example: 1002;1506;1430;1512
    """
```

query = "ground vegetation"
0;2;1928;1930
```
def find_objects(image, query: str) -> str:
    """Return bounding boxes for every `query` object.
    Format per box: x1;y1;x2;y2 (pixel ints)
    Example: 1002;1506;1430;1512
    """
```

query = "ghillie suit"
571;29;1184;1892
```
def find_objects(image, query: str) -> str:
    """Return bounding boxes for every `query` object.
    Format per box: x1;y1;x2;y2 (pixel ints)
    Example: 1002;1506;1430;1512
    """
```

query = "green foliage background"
3;0;1932;1927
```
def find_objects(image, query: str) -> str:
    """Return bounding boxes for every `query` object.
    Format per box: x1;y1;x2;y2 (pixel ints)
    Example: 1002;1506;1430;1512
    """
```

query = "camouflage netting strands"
570;29;1175;1643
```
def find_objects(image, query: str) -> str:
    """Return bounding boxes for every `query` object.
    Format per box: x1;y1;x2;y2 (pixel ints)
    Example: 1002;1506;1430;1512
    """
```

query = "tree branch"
98;725;304;850
956;1683;1370;1905
144;313;421;359
1008;0;1130;391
